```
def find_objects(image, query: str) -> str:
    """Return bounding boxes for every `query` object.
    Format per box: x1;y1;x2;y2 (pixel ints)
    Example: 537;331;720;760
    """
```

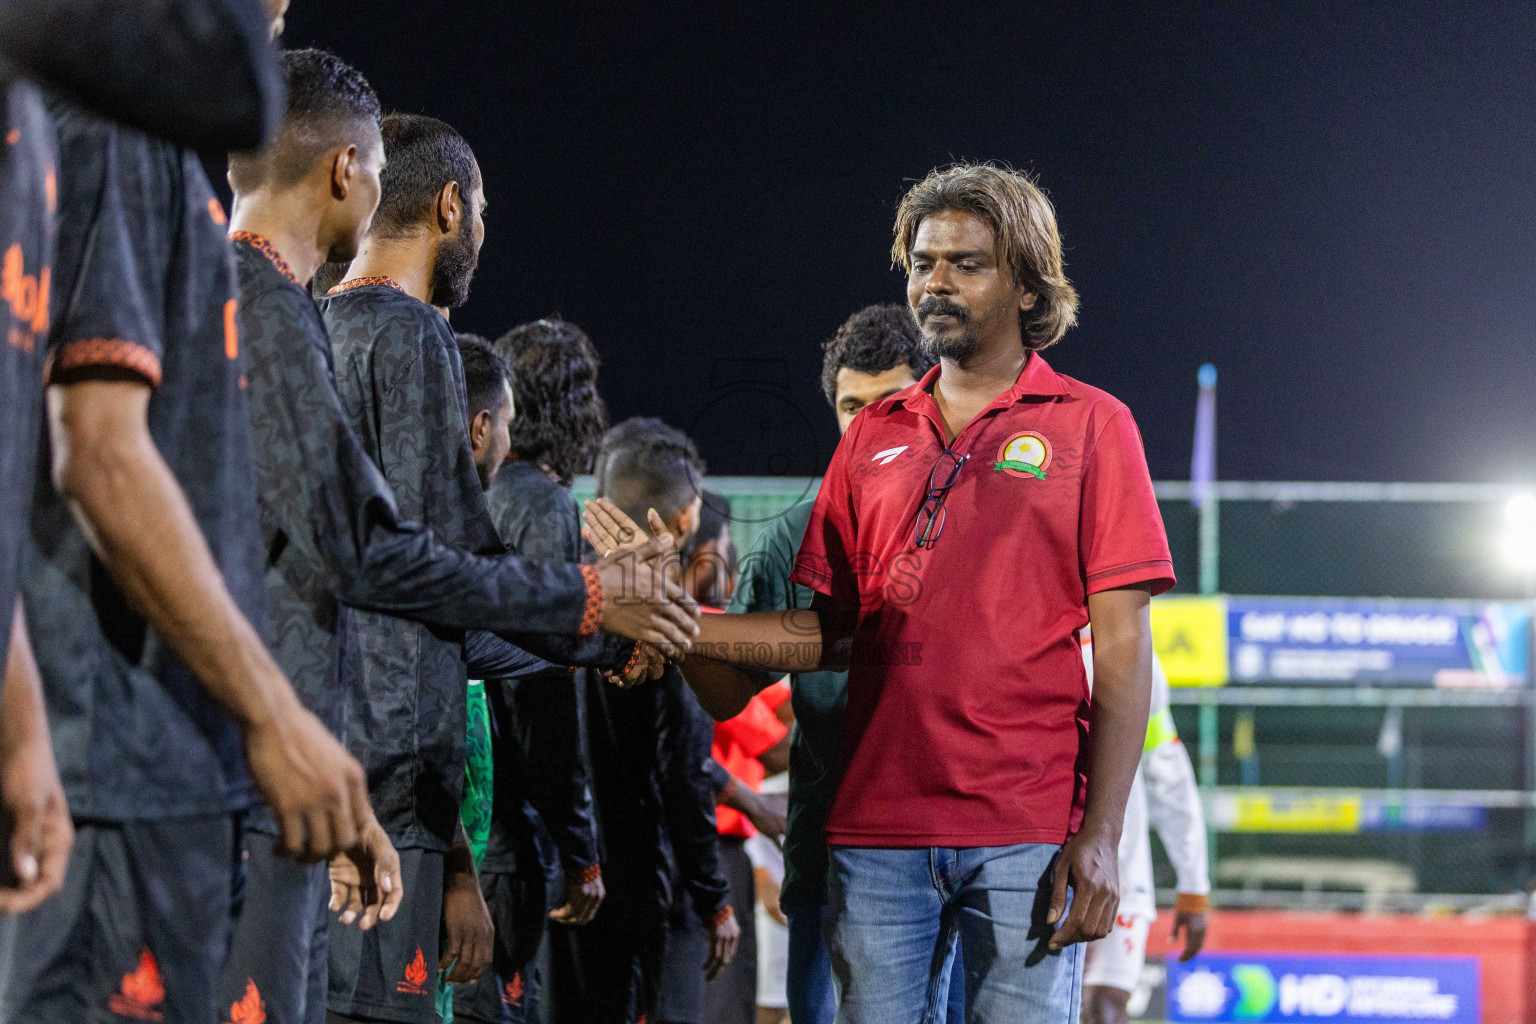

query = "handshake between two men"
583;500;710;686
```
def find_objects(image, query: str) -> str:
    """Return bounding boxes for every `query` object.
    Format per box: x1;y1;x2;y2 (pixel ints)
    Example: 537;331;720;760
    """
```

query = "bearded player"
320;114;698;1023
604;162;1171;1023
221;50;685;1024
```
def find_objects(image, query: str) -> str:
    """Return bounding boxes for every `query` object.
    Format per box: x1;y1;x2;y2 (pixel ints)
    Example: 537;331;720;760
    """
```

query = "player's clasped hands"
604;642;668;689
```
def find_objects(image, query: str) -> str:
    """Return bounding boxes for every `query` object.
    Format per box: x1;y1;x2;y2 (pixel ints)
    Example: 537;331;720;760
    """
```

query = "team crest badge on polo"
871;445;908;466
994;431;1052;479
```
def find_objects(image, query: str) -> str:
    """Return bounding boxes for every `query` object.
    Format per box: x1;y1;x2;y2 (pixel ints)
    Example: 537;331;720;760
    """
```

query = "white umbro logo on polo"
871;446;908;466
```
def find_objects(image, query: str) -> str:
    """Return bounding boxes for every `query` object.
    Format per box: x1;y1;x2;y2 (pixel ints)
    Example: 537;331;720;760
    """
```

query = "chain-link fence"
575;475;1536;910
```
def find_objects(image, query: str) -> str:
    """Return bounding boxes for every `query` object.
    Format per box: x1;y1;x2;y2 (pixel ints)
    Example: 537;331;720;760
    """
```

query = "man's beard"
431;228;479;309
915;296;980;364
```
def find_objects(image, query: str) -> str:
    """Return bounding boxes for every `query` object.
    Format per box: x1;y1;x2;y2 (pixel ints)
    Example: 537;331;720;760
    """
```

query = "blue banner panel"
1227;597;1530;686
1167;953;1479;1022
1358;801;1485;832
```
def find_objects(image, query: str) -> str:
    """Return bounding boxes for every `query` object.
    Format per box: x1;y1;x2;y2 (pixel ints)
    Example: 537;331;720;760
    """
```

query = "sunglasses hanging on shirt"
914;449;970;549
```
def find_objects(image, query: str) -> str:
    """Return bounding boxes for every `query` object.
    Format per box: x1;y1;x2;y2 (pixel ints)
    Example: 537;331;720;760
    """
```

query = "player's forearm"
715;769;756;813
1081;590;1155;840
48;382;296;731
678;656;772;721
691;610;832;672
1145;744;1211;893
493;628;632;671
445;821;478;880
659;764;731;923
334;519;590;640
1081;677;1149;841
462;631;558;679
1;601;51;757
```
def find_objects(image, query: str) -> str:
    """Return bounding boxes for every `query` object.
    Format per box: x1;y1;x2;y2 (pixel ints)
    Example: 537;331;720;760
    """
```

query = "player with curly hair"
497;317;609;487
456;318;613;1024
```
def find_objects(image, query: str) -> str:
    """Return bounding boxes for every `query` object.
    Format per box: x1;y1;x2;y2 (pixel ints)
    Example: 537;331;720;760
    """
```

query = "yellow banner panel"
1226;793;1363;834
1150;596;1229;687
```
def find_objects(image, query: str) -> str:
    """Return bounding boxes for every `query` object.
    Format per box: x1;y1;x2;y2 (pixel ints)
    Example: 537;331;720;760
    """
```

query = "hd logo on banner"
1168;954;1478;1022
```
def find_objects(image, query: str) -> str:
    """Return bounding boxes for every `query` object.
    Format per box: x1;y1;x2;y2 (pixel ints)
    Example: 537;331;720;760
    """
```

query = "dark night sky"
279;2;1536;482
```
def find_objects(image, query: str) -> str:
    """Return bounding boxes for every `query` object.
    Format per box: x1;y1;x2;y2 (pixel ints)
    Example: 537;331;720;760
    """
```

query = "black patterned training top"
25;98;265;819
321;281;626;849
0;81;55;671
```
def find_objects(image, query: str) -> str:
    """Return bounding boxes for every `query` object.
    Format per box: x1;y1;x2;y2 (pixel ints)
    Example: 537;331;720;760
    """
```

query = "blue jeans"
826;844;1081;1024
786;899;965;1024
785;901;838;1024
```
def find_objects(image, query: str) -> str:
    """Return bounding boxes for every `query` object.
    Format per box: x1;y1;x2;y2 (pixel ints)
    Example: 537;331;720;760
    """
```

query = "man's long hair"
891;162;1080;351
495;318;608;487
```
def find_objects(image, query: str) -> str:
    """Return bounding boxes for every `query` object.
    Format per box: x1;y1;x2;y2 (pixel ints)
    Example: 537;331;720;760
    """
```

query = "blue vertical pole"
1192;364;1220;868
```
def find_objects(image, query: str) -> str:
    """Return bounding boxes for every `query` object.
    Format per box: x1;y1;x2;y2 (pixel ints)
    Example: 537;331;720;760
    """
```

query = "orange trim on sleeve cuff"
46;338;162;386
579;564;603;637
622;642;644;676
1175;892;1210;914
568;863;602;886
711;905;735;927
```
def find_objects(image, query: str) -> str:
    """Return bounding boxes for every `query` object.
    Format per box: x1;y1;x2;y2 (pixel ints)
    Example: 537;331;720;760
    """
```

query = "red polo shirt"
791;354;1173;848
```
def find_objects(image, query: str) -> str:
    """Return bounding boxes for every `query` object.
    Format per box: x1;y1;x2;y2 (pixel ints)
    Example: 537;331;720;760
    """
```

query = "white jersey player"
1080;631;1210;1024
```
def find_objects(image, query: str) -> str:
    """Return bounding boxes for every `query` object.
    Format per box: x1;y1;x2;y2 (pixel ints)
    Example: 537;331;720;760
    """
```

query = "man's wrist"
445;841;477;881
1073;815;1122;847
718;776;739;807
0;684;48;757
218;633;298;733
567;863;601;886
1175;892;1210;914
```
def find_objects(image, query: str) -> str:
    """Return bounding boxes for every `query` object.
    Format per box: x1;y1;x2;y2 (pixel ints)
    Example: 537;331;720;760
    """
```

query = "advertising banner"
1152;596;1230;686
1226;597;1530;687
1168;953;1479;1022
1204;791;1486;834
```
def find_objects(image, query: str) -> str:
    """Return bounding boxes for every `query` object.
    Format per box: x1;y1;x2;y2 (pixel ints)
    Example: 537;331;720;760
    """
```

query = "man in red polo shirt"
641;162;1172;1023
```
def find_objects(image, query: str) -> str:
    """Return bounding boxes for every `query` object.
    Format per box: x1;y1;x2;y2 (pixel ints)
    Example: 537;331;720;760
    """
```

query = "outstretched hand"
582;500;669;559
603;643;667;689
585;501;700;658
